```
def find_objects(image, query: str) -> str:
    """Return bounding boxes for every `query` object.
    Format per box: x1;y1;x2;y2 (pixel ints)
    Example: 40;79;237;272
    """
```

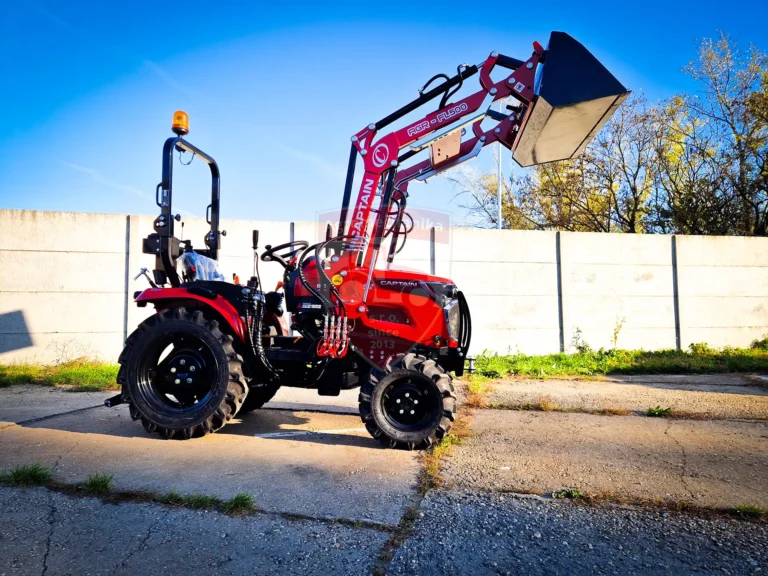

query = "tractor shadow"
16;405;379;449
222;408;381;449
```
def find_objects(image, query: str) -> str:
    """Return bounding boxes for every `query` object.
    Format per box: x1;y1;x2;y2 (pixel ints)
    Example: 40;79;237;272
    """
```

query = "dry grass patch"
419;412;474;493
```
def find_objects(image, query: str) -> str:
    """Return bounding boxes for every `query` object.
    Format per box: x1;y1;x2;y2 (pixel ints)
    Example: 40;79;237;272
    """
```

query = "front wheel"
359;353;456;450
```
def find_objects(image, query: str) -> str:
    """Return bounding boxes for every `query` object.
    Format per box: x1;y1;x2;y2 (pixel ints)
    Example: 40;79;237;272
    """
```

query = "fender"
135;287;245;342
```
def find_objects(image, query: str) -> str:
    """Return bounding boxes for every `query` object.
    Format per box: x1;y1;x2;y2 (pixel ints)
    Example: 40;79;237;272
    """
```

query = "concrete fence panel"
2;209;768;363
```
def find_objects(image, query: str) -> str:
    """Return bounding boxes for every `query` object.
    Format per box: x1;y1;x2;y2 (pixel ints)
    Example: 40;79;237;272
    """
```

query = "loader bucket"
513;31;629;167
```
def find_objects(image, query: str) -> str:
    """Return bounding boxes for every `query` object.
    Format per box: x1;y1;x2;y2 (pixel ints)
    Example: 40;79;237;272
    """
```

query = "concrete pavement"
1;377;767;575
0;486;387;576
443;409;768;508
485;374;768;419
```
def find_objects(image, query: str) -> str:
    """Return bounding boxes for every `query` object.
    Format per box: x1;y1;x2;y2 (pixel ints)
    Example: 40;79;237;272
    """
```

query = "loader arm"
340;44;542;272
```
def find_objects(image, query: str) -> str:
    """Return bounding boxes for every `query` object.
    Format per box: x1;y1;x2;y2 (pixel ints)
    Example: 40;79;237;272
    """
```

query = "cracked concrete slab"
0;403;418;525
485;376;768;419
443;409;768;508
0;385;114;424
0;486;388;576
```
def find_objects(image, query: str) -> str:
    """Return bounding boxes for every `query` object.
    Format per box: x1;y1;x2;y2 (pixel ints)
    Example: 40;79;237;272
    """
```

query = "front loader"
110;32;629;448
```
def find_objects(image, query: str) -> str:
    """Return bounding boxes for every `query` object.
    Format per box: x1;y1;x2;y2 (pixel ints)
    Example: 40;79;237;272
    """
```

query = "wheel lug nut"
405;393;409;398
414;400;419;404
174;379;180;384
170;367;176;373
186;378;193;384
190;366;196;372
396;399;401;404
180;359;186;365
410;410;415;415
400;410;404;414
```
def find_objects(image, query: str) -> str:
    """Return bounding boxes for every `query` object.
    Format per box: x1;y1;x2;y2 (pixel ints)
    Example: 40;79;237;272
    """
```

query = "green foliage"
688;342;713;354
158;491;221;509
552;488;586;500
750;336;768;351
646;406;673;417
733;504;766;518
0;359;119;391
0;464;53;486
473;342;768;380
79;473;113;495
222;493;255;516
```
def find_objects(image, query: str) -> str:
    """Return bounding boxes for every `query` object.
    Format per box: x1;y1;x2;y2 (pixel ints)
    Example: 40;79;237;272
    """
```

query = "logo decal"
351;178;375;236
331;274;344;286
407;120;430;137
436;102;468;123
372;143;389;168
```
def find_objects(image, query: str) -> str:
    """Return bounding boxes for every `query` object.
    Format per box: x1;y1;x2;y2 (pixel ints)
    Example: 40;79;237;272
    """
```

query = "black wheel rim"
136;332;218;415
382;374;441;432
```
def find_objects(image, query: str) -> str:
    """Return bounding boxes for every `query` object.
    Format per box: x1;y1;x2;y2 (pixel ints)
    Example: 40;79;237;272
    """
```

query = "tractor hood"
513;31;630;167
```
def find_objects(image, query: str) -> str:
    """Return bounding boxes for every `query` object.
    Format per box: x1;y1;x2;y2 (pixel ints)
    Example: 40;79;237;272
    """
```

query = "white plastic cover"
181;252;227;282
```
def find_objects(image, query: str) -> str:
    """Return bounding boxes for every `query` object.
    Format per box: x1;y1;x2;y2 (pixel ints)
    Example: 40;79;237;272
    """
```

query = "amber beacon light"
171;110;189;136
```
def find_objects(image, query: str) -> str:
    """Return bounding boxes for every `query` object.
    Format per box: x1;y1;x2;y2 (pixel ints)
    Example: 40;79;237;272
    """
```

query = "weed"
552;488;586;500
570;328;592;354
537;396;557;412
79;473;113;495
733;504;766;518
611;317;626;350
0;464;53;486
222;493;255;516
688;342;713;355
596;407;632;416
158;491;221;509
647;406;672;417
419;415;473;493
751;336;768;351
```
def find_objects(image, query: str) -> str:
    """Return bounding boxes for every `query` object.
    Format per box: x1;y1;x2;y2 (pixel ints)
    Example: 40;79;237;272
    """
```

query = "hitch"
104;394;124;408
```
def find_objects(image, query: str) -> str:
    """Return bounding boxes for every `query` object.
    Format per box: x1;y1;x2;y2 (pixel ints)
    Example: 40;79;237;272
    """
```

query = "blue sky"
1;0;767;224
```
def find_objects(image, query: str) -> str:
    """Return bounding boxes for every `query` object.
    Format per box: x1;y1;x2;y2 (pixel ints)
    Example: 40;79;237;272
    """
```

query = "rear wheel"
117;307;248;439
359;353;456;450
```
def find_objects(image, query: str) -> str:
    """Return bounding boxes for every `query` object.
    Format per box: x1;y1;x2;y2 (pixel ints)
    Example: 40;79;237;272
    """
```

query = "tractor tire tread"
119;307;247;440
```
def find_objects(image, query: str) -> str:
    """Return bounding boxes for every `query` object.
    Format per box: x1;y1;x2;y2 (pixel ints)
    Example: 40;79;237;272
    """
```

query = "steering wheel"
261;240;310;268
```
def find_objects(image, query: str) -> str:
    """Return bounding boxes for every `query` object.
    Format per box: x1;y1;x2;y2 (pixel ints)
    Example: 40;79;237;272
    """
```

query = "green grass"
472;342;768;380
733;504;766;518
0;464;53;486
552;488;586;500
158;491;222;509
0;359;119;391
79;473;113;495
221;493;255;516
647;405;673;417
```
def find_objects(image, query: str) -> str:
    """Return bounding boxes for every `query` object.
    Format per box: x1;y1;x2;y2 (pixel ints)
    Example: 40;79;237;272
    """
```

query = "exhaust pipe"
514;32;630;167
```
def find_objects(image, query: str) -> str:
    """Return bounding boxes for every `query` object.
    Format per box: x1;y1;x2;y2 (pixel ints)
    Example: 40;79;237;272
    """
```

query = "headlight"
444;298;460;343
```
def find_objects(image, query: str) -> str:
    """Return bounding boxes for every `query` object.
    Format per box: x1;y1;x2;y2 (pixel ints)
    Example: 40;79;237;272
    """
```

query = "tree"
450;33;768;236
679;32;768;235
451;94;659;232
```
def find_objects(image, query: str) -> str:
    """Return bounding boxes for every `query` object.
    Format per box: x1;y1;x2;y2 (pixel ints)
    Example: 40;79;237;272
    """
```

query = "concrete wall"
1;209;767;363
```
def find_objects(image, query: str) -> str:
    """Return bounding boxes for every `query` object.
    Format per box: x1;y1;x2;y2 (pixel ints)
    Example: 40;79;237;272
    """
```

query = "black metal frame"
147;137;222;287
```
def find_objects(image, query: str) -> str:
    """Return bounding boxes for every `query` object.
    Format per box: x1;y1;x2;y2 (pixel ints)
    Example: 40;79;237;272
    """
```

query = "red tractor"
109;32;628;448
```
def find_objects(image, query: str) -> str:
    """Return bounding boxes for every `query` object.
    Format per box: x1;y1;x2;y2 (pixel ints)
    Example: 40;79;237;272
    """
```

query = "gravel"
389;490;768;575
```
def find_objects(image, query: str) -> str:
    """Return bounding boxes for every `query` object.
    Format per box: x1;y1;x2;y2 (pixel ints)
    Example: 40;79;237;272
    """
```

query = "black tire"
117;307;248;439
239;382;281;413
359;353;456;450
